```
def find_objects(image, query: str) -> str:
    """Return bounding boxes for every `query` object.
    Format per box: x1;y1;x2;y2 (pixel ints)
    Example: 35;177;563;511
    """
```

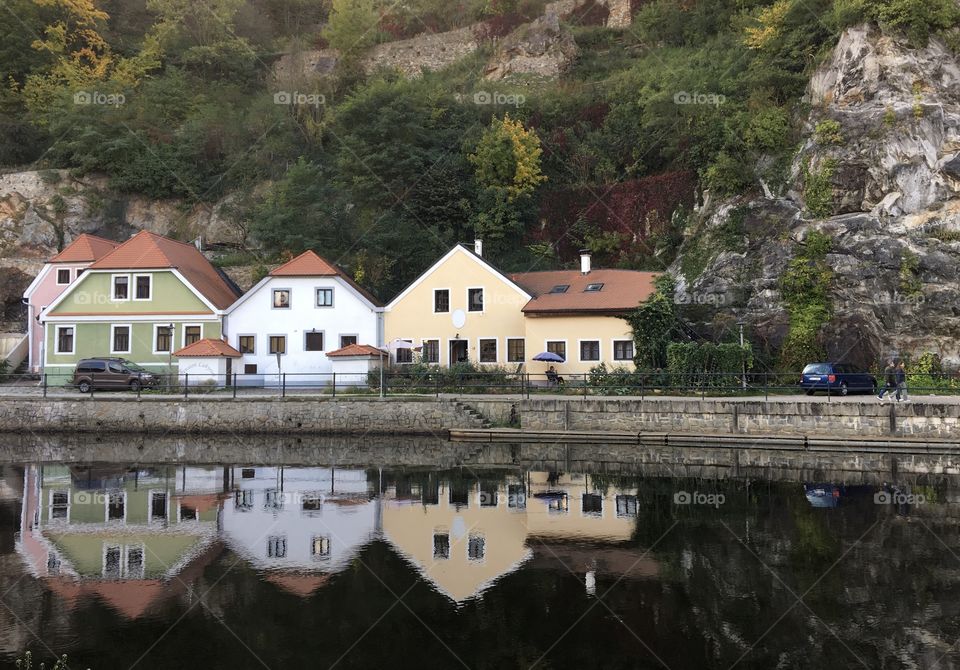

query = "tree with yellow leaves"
743;0;792;50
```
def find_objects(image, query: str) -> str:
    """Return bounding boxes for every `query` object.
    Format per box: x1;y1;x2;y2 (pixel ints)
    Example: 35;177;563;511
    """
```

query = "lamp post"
167;323;174;391
737;321;747;390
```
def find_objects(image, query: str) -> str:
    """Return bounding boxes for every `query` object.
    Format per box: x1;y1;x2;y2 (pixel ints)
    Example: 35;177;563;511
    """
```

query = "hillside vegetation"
1;0;958;299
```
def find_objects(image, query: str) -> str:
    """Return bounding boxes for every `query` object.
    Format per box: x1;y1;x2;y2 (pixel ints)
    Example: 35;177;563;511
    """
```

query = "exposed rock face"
484;12;578;81
675;25;960;368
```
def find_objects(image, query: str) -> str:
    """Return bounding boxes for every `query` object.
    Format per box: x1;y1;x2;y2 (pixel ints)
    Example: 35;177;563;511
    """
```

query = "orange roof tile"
326;343;387;358
269;250;383;306
511;269;660;314
265;573;330;598
89;231;240;309
49;234;119;263
174;338;242;358
327;344;389;358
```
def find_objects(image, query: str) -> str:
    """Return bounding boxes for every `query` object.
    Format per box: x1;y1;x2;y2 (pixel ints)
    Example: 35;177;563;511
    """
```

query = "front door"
449;340;468;365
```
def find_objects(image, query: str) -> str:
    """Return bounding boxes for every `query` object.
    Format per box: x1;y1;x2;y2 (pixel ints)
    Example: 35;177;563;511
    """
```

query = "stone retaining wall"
0;397;489;435
521;398;960;439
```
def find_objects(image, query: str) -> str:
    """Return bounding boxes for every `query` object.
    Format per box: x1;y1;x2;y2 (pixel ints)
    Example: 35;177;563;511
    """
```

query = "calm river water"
1;437;959;669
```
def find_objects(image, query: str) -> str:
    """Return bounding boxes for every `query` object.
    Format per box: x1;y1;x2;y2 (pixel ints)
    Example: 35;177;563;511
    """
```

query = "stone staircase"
453;401;494;428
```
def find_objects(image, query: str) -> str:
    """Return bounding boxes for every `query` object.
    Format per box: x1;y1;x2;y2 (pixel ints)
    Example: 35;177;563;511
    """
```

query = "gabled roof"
89;231;240;310
385;244;532;310
326;343;387;358
174;338;242;358
511;269;660;314
270;250;341;276
49;233;119;263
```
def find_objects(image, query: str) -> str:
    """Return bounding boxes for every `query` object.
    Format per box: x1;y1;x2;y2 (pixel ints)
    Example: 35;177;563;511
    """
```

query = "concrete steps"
452;401;494;428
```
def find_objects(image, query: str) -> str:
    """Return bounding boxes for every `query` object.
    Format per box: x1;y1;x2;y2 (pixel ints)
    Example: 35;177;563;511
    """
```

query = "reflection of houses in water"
221;467;378;597
379;470;655;603
17;464;225;619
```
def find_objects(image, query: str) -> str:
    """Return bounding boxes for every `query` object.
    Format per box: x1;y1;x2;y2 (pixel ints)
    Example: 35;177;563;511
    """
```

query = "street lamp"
737;321;747;390
167;323;174;391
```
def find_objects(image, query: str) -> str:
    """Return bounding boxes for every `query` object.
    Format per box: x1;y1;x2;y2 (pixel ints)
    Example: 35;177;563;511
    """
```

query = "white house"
224;251;384;386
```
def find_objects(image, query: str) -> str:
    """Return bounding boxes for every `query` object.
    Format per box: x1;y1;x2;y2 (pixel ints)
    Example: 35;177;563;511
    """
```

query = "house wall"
523;314;635;377
47;270;211;316
25;262;94;372
178;356;232;386
225;276;381;381
384;248;528;367
42;319;223;381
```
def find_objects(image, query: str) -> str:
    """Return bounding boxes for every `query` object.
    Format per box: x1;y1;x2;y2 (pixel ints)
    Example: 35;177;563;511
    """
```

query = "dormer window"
549;285;569;294
584;283;604;292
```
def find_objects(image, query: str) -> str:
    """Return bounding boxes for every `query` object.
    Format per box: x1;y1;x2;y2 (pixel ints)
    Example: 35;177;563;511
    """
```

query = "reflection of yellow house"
525;472;639;543
384;243;659;376
17;465;223;619
381;479;532;603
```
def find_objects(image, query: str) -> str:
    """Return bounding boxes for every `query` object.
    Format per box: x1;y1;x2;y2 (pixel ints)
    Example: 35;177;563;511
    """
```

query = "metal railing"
0;370;948;400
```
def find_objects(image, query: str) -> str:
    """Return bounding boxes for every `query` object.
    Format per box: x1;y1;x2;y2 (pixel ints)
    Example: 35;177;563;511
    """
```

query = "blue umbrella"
533;351;565;363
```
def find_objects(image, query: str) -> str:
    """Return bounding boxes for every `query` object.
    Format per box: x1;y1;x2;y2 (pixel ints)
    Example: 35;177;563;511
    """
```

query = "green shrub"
813;119;843;145
779;230;833;369
801;158;836;218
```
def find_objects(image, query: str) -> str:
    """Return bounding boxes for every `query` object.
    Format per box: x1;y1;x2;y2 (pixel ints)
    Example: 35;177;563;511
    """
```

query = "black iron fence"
0;369;948;400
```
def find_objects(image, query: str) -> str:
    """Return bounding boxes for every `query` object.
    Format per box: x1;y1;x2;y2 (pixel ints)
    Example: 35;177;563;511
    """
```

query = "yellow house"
384;242;531;367
384;243;659;377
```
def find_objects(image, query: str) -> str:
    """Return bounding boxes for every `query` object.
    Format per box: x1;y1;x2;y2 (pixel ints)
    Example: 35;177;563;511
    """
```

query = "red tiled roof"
89;231;240;309
269;251;383;306
511;269;660;314
326;343;387;358
174;338;242;358
265;573;330;598
49;234;119;263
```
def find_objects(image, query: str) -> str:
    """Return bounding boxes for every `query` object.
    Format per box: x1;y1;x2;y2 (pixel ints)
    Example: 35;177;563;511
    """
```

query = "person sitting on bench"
546;366;564;386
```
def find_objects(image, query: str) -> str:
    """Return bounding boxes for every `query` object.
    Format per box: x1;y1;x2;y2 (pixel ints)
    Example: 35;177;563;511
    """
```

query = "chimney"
474;239;483;257
580;249;591;275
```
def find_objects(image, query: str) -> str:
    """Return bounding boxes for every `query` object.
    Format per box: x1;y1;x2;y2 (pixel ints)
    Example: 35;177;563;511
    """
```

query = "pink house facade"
21;234;119;372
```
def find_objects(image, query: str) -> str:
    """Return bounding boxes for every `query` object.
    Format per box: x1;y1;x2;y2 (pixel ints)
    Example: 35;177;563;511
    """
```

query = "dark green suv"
72;358;158;393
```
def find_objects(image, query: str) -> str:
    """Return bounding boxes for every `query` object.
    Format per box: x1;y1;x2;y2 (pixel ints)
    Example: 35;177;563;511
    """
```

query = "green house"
40;231;241;384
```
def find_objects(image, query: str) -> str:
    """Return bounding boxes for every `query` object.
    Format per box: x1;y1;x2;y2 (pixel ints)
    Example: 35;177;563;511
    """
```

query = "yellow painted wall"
384;248;529;367
525;472;638;542
523;314;635;377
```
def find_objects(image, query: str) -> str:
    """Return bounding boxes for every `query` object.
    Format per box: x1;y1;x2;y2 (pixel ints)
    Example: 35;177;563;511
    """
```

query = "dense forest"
2;0;958;299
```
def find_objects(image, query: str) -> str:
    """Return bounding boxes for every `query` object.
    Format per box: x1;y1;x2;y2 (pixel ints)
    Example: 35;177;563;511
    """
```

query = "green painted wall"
49;271;211;315
41;480;219;525
47;533;205;577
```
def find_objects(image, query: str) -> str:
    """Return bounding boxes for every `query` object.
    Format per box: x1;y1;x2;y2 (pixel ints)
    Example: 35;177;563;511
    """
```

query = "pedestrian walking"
896;360;909;402
878;360;896;402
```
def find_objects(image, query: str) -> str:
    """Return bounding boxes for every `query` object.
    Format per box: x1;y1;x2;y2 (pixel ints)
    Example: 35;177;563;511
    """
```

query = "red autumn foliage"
534;171;695;261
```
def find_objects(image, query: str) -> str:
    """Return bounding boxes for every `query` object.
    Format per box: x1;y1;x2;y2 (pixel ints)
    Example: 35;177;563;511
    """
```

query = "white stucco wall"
329;355;382;386
225;276;382;385
178;357;231;386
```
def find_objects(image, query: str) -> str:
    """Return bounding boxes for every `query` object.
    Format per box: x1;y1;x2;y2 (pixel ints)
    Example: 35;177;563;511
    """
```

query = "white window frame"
272;288;292;310
182;323;203;347
545;339;567;361
506;337;525;363
612;339;634;361
110;324;132;355
48;487;71;523
578;339;601;363
111;274;131;301
56;268;71;285
237;334;256;355
268;334;287;356
148;489;169;525
433;288;451;313
153;324;175;355
315;287;334;308
466;286;484;313
132;273;152;301
477;337;498;364
394;339;414;365
304;330;325;352
421;338;440;364
54;325;76;355
104;489;128;523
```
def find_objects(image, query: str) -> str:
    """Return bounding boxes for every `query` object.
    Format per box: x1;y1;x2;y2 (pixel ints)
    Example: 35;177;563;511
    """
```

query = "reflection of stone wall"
523;398;960;439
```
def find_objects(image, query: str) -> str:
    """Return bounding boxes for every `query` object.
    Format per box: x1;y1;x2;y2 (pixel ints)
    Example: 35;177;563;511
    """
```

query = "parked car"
72;358;158;393
799;363;877;396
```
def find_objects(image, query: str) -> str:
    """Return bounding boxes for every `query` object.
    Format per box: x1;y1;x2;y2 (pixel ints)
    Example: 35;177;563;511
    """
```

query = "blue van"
799;363;877;396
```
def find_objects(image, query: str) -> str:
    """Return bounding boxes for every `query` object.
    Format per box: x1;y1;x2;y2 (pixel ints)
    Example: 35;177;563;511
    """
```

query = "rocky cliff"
674;24;960;368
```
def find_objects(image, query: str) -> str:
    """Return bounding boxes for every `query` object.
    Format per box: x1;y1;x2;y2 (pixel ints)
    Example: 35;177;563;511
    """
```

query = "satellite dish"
451;309;466;328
